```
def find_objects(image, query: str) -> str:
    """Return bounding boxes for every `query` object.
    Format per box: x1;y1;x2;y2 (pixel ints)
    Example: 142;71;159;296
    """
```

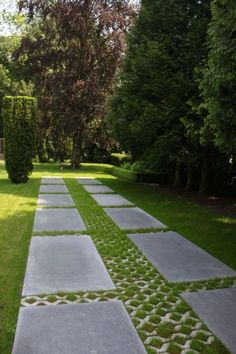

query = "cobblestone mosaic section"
22;236;115;296
84;185;114;193
77;177;102;185
41;177;65;184
92;194;133;206
37;194;75;207
39;184;69;193
182;287;236;354
128;232;236;282
105;207;167;230
13;301;147;354
33;208;86;232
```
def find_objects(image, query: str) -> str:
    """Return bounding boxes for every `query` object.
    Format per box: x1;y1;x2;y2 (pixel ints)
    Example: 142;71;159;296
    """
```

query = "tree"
0;34;34;137
183;0;236;194
16;0;136;167
107;0;212;189
3;96;37;183
200;0;236;155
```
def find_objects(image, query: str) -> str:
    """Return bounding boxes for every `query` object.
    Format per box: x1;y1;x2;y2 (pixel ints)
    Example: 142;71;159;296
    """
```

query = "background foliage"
107;0;235;194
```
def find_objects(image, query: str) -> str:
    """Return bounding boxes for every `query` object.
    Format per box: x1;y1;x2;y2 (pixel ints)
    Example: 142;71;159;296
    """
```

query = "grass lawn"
0;161;235;354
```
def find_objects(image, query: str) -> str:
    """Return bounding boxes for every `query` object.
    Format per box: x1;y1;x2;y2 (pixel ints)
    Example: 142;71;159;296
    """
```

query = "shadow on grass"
0;178;41;200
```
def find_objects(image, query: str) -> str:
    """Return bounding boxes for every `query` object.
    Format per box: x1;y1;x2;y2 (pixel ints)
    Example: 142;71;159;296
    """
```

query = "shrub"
112;166;137;181
3;96;37;183
110;152;131;167
130;160;146;172
121;161;132;170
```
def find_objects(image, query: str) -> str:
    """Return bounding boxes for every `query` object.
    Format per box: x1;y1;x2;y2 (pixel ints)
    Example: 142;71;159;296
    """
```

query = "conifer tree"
201;0;236;155
107;0;212;189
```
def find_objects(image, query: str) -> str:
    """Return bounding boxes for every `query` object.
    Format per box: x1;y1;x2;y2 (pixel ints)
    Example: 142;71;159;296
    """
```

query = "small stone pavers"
104;207;167;230
91;194;133;207
41;177;65;184
22;236;115;295
33;208;86;232
83;185;114;193
182;287;236;354
39;184;69;193
128;231;236;283
77;177;102;185
12;301;147;354
37;194;75;207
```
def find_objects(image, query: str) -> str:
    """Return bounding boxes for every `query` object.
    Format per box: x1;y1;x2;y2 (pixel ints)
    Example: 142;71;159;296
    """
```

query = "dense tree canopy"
107;0;211;187
200;0;236;155
0;34;33;137
16;0;136;167
0;0;234;194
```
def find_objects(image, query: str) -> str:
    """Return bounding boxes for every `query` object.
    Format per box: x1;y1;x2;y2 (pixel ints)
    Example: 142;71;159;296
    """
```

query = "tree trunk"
186;162;194;191
71;131;83;169
199;151;210;195
173;162;182;187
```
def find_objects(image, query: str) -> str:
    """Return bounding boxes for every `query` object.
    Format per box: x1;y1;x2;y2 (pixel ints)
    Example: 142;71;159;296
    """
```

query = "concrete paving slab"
22;236;115;295
77;177;102;185
84;185;114;193
33;208;86;232
37;194;75;207
41;177;65;184
128;232;236;282
12;301;147;354
39;185;69;193
182;287;236;354
92;194;133;206
105;207;166;230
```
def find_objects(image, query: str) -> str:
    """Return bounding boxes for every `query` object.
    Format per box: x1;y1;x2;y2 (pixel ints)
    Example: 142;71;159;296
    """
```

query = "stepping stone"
41;177;65;185
77;177;102;185
33;208;86;232
22;236;115;295
39;185;69;193
105;207;166;230
128;231;236;282
182;287;236;354
12;301;147;354
84;185;114;193
37;194;75;207
92;194;133;207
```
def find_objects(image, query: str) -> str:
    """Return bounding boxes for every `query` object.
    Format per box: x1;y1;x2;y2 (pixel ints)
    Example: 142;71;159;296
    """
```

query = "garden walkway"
12;176;236;354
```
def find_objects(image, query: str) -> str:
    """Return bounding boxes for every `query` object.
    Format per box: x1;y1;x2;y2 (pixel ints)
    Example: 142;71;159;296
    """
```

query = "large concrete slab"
77;177;102;185
41;177;65;185
22;236;115;295
105;207;166;230
33;208;86;232
92;194;133;207
12;301;147;354
182;287;236;354
39;185;69;193
128;232;236;282
37;194;75;207
84;185;114;193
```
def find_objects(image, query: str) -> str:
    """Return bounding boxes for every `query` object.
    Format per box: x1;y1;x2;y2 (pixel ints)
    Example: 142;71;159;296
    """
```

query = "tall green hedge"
3;96;37;183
